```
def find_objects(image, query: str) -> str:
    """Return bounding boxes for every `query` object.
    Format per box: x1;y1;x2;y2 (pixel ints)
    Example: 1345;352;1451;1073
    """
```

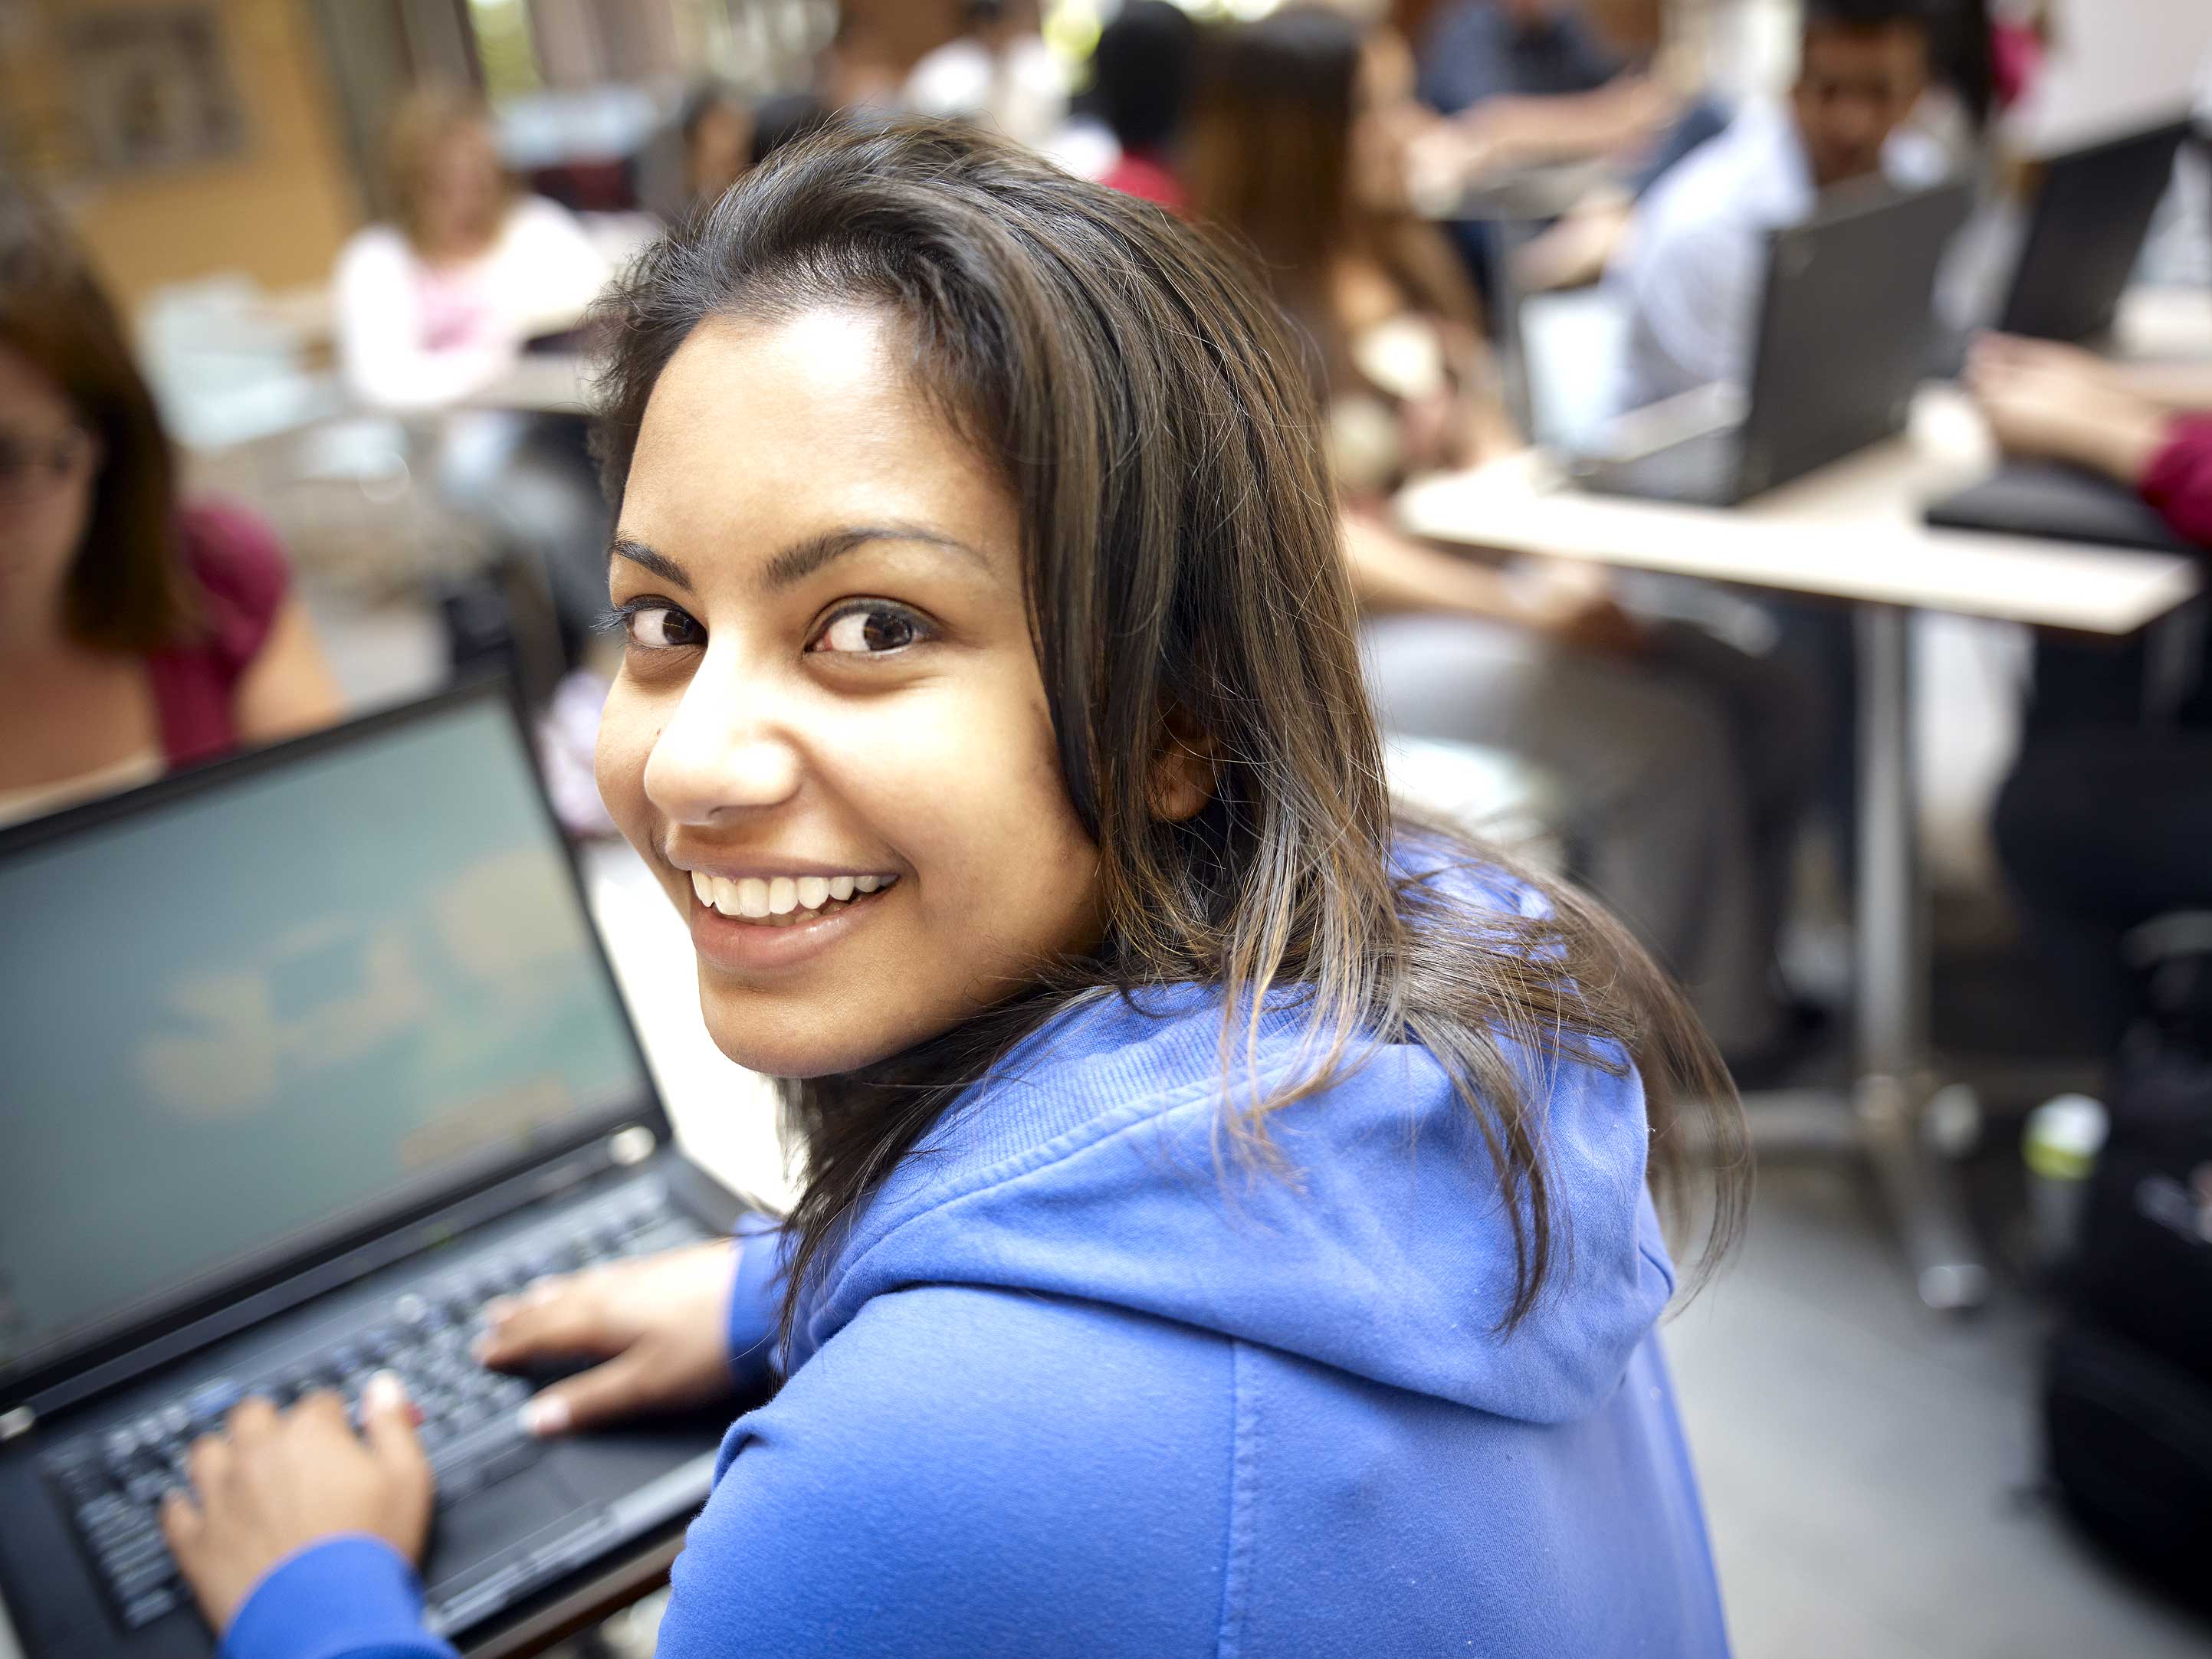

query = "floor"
1667;1161;2209;1659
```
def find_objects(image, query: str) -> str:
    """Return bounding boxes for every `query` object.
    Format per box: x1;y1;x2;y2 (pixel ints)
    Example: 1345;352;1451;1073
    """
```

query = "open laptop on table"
1570;178;1972;507
1925;117;2198;552
0;680;755;1657
1992;116;2194;345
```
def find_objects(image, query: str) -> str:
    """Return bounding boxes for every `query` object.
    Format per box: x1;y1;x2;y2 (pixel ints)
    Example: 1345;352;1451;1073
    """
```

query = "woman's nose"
643;672;803;825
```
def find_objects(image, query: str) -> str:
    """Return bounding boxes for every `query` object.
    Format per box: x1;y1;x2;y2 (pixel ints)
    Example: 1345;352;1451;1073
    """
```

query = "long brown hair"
591;118;1746;1343
1180;5;1357;357
0;176;194;650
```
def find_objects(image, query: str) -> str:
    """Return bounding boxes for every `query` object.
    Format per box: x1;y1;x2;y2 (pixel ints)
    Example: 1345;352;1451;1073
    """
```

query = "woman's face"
420;125;504;252
0;343;97;634
596;308;1106;1078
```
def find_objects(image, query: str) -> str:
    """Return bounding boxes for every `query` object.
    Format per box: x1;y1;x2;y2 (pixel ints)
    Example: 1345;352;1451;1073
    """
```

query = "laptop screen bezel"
1997;116;2195;343
0;677;675;1411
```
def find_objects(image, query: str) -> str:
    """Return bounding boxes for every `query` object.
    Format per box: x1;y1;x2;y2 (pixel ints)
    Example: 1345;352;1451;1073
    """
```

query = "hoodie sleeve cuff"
2140;414;2212;549
219;1535;453;1659
726;1216;791;1394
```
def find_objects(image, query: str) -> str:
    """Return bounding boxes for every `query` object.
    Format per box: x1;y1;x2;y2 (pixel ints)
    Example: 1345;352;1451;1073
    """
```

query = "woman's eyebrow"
760;524;989;591
609;536;693;589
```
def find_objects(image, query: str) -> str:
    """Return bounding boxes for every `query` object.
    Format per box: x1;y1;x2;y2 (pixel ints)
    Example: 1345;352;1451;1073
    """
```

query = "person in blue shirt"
158;117;1744;1659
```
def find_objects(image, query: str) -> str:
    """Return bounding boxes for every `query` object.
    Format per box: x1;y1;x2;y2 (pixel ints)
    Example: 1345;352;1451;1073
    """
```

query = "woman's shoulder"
663;1285;1229;1657
334;222;415;279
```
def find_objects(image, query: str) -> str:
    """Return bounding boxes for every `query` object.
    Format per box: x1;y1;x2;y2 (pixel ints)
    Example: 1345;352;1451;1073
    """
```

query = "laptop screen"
0;690;654;1380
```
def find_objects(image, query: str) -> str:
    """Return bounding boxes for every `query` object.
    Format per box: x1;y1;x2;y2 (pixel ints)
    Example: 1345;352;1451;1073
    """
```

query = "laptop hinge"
0;1405;34;1442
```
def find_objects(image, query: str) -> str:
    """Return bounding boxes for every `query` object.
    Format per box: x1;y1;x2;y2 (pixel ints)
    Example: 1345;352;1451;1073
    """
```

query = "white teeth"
693;869;891;919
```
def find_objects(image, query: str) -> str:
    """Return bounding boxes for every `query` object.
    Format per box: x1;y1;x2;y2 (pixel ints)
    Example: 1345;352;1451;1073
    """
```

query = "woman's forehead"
622;313;1018;579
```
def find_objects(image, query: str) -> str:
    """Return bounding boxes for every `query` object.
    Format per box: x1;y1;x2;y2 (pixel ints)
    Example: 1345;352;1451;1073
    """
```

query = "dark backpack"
2043;914;2212;1607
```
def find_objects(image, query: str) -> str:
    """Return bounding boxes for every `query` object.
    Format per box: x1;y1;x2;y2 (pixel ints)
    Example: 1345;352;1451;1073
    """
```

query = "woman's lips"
683;878;896;973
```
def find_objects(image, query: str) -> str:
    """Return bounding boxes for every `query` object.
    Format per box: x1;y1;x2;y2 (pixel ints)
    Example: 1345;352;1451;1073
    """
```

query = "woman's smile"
684;869;903;974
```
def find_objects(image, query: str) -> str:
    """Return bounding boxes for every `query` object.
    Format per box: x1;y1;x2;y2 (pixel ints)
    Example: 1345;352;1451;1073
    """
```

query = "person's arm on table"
1344;509;1645;653
1967;336;2212;546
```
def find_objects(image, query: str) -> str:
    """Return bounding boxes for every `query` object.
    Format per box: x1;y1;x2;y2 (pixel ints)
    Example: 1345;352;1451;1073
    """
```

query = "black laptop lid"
1738;176;1973;498
0;682;665;1405
1999;118;2193;342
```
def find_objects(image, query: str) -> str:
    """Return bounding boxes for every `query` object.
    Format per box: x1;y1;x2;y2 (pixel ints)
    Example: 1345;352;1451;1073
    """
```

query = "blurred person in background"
1412;0;1723;293
334;89;612;411
904;0;1069;152
0;180;341;826
647;85;834;225
335;89;617;673
1186;6;1821;1069
1092;0;1200;211
678;80;754;215
1970;333;2212;1044
1608;0;1945;413
1416;0;1693;178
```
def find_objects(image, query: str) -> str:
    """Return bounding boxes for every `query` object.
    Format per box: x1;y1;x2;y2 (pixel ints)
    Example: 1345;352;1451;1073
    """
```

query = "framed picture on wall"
67;5;246;175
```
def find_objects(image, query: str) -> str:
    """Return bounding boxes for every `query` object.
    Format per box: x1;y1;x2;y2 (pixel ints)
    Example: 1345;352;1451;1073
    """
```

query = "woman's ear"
1149;707;1218;824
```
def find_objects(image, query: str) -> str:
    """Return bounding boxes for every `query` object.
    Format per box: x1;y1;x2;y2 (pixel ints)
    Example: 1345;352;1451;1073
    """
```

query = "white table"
1396;316;2207;1310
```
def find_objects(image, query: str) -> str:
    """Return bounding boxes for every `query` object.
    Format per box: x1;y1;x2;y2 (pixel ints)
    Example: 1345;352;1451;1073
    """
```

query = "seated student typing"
161;120;1742;1659
0;180;341;826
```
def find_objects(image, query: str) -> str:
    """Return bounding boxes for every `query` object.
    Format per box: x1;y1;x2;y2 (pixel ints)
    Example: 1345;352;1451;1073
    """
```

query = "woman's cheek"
593;682;657;848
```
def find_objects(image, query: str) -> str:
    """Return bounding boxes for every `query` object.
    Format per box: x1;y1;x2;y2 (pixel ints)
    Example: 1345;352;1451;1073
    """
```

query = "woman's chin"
697;991;904;1082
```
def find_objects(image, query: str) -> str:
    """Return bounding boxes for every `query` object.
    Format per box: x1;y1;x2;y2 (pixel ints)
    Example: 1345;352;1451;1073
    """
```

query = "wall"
1;0;363;308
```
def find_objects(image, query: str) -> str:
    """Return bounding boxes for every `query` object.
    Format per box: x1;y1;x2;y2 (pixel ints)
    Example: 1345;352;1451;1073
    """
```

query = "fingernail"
482;1297;516;1325
470;1333;495;1363
363;1371;407;1415
520;1395;569;1438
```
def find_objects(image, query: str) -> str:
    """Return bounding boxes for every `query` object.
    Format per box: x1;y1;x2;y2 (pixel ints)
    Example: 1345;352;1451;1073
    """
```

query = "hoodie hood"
791;874;1677;1427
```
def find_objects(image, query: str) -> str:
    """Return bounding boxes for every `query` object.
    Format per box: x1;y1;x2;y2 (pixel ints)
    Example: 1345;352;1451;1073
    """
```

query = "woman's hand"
1966;333;2172;485
162;1376;431;1635
1518;561;1647;656
476;1240;742;1437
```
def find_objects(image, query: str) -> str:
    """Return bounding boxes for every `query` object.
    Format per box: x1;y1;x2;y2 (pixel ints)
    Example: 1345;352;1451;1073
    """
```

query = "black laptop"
1995;116;2195;344
1924;117;2200;552
1574;177;1972;507
0;680;756;1657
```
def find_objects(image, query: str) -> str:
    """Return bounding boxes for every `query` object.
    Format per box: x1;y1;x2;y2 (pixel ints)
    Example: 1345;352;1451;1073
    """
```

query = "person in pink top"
0;179;343;825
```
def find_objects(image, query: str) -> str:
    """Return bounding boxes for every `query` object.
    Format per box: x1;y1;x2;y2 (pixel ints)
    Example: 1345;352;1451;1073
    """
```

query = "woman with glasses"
0;180;343;825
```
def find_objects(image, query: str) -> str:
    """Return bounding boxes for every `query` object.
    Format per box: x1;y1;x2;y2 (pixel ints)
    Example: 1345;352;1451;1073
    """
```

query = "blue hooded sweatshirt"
222;878;1730;1659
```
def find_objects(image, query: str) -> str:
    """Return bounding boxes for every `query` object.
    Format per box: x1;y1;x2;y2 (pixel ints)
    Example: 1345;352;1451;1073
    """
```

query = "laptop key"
121;1586;180;1628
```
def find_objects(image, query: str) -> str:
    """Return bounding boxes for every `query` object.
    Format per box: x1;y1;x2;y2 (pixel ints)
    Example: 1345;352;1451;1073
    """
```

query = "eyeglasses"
0;427;100;507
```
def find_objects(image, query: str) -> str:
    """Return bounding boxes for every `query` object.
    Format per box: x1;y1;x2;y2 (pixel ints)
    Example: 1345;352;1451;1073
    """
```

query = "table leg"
1853;603;1989;1311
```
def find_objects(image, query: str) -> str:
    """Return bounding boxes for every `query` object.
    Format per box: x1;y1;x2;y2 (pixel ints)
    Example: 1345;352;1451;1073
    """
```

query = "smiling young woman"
165;120;1745;1659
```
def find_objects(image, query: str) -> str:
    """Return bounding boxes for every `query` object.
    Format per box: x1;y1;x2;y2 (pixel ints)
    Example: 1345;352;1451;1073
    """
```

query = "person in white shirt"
1609;0;1945;412
333;90;612;413
333;90;617;672
904;0;1070;152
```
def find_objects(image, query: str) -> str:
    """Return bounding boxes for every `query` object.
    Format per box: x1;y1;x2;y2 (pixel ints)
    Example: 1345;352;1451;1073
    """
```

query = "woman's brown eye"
625;605;701;649
816;607;921;654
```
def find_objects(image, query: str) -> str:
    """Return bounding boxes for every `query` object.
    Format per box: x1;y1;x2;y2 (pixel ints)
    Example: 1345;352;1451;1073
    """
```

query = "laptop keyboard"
41;1183;711;1632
